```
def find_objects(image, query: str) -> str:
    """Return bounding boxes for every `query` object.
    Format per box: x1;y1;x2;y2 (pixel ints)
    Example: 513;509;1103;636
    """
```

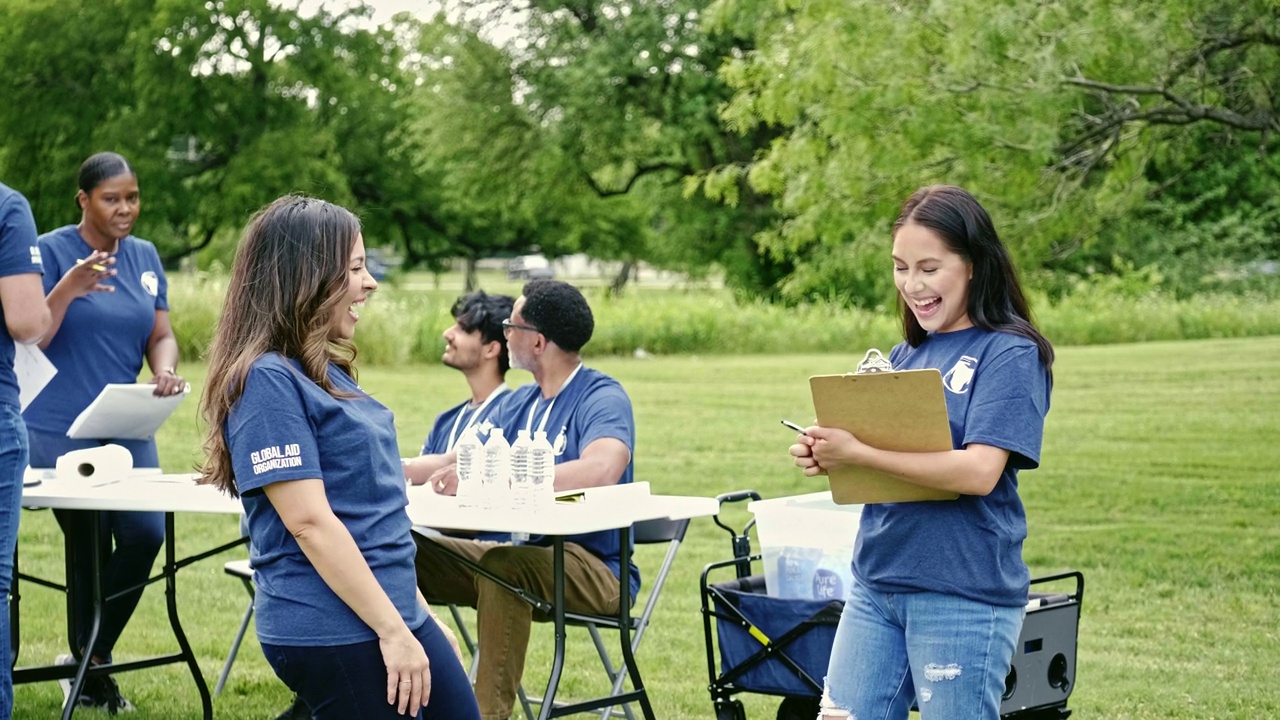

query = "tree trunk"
465;256;478;292
609;260;635;297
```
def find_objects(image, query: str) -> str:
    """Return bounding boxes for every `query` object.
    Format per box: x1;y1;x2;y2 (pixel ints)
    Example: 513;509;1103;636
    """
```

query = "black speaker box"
1000;571;1083;718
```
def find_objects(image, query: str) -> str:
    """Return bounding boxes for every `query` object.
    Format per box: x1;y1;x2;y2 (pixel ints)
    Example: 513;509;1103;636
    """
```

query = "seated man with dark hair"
404;290;517;484
414;280;637;720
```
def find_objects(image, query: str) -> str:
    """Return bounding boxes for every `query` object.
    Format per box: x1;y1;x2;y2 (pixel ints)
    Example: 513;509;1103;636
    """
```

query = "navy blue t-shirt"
0;183;44;410
420;385;509;455
493;366;640;598
421;385;511;542
228;354;428;646
853;327;1051;607
23;226;168;434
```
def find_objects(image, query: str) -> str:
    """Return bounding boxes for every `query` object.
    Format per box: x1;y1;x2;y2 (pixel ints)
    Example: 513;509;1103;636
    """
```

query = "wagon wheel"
777;695;821;720
715;698;747;720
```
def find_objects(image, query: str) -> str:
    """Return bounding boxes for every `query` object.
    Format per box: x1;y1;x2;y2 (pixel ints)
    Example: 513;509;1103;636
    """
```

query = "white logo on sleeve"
943;356;978;394
140;271;159;296
250;444;304;475
29;246;42;266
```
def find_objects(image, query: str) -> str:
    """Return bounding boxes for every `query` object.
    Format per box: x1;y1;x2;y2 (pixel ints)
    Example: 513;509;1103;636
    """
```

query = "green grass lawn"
12;336;1280;718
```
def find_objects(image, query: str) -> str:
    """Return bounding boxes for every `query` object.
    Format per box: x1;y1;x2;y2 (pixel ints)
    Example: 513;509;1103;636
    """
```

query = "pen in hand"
781;419;808;435
75;258;108;272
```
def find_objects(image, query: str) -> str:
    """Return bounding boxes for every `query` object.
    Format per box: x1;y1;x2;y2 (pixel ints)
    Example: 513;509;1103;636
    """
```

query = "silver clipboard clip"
853;348;893;375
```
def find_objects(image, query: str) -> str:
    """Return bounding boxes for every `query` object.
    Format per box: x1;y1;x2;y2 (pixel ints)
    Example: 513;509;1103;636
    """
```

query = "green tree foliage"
0;0;153;227
403;0;785;295
1078;128;1280;298
705;0;1280;306
0;0;423;265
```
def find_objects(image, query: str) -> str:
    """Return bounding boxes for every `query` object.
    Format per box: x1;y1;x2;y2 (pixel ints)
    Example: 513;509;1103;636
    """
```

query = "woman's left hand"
150;368;186;396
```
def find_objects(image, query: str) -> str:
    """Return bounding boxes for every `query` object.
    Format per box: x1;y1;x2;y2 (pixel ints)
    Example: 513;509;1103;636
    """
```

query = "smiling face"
442;321;489;371
892;221;974;335
329;233;378;341
78;172;140;246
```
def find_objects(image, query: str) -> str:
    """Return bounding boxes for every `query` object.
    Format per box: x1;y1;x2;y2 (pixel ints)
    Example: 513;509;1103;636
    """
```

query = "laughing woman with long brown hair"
199;195;477;719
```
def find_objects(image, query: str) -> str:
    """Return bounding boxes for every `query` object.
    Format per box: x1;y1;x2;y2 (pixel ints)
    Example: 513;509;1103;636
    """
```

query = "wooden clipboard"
810;366;959;504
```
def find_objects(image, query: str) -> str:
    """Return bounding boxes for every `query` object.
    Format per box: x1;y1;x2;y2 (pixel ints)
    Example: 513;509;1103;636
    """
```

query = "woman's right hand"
59;251;116;298
381;627;432;714
789;431;828;477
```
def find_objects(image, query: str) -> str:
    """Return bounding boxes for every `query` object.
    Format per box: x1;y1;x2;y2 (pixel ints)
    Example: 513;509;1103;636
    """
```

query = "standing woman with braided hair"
24;151;184;714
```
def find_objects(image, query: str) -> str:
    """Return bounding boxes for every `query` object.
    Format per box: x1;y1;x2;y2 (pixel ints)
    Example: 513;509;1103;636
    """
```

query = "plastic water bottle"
510;429;533;508
480;427;511;509
811;554;847;601
528;430;556;507
454;425;482;507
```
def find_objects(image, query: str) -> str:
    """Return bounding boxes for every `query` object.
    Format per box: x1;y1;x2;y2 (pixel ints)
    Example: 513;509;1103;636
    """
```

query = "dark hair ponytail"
77;152;135;197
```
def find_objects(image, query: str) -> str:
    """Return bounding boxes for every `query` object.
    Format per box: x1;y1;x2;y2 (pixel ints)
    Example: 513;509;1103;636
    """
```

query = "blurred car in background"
366;247;396;281
506;254;554;280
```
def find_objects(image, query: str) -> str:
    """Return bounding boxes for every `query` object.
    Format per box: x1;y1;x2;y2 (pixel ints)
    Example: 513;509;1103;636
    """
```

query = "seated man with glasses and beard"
414;280;637;720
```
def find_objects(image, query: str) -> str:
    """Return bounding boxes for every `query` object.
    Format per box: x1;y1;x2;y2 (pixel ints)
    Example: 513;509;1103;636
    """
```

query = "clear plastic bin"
748;491;862;600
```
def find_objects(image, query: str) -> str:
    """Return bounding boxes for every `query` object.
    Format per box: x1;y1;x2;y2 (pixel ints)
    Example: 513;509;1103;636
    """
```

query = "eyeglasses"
501;318;540;334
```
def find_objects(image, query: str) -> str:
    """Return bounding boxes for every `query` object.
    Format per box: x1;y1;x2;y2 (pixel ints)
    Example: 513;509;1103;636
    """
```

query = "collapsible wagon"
700;491;1082;720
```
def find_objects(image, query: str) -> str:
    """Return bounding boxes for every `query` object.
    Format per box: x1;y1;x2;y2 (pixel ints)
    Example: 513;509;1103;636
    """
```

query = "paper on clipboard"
66;383;191;440
15;343;56;411
810;364;958;504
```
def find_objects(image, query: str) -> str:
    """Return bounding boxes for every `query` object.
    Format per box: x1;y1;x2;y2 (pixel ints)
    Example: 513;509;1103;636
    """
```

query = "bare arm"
415;587;463;661
263;479;431;713
551;437;631;491
796;426;1010;496
403;451;455;486
145;309;185;396
0;273;50;344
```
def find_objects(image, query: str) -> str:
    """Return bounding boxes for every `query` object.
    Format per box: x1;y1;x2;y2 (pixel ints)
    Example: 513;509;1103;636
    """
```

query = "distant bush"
167;272;1280;364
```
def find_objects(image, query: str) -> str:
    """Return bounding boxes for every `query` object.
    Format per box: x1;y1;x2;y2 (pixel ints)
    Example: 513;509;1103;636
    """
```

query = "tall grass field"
167;269;1280;365
11;334;1279;718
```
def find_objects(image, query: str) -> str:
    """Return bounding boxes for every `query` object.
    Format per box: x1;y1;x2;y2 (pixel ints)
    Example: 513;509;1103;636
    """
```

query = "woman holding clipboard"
23;152;184;714
790;185;1053;720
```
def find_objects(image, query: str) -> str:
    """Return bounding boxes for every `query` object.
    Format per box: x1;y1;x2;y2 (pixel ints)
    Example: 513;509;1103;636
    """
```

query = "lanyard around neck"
524;363;583;436
446;383;509;450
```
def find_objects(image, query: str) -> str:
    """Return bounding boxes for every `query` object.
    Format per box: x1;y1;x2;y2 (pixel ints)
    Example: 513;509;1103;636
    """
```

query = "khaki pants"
414;534;621;720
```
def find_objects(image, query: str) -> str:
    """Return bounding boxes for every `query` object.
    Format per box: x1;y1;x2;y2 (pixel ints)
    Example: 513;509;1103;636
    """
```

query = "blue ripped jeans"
823;579;1023;720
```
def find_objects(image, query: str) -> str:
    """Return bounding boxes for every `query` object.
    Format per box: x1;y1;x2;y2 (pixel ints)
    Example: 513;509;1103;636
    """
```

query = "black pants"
261;616;479;720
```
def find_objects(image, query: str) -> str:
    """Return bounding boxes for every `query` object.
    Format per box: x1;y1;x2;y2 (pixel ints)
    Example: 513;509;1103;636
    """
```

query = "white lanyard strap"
446;383;509;450
524;363;583;435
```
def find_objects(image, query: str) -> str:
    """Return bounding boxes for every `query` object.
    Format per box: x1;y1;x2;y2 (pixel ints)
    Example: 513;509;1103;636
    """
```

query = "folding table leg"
537;537;568;720
161;513;214;719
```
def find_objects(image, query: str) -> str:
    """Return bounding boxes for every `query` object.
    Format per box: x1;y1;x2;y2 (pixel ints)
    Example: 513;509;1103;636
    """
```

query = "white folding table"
15;469;243;720
406;482;719;720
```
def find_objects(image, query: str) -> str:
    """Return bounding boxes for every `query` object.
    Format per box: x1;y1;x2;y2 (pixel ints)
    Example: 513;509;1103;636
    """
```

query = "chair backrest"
626;516;690;643
224;558;253;581
632;516;688;546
